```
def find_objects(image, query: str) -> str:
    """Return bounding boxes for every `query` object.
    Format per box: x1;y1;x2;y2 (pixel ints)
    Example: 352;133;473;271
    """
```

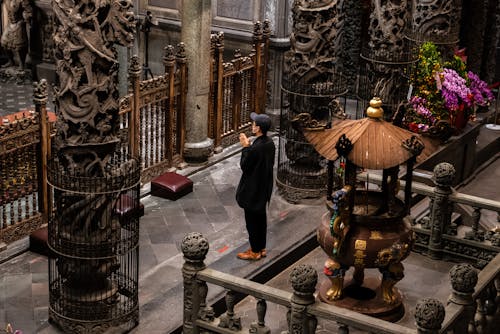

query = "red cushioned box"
151;172;193;201
114;193;145;220
29;226;50;256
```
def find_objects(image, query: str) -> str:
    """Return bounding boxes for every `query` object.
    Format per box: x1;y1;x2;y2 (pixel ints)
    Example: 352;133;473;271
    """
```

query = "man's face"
251;121;259;134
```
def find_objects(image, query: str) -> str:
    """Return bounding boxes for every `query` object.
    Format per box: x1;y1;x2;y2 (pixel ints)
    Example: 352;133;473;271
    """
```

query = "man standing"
236;112;275;260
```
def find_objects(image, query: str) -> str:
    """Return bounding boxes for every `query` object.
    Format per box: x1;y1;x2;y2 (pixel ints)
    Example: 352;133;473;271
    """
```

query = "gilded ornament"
355;239;367;250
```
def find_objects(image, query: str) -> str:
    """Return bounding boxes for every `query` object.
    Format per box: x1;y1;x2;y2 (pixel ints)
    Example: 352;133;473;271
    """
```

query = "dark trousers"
244;209;267;252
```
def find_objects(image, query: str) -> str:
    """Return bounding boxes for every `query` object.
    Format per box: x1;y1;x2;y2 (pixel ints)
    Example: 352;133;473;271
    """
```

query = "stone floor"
0;78;499;333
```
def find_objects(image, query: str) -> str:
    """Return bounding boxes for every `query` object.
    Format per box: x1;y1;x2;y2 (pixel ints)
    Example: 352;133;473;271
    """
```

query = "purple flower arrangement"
404;42;495;135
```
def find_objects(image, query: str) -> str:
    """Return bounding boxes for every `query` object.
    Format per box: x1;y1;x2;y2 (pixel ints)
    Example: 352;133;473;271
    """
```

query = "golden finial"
366;97;384;119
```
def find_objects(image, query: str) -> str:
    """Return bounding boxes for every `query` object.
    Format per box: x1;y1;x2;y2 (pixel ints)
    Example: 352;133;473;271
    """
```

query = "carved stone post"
129;55;142;161
415;298;445;334
163;46;176;166
181;232;209;334
181;0;214;164
428;162;455;259
287;264;318;334
34;79;49;225
212;32;224;153
448;264;478;334
176;44;188;167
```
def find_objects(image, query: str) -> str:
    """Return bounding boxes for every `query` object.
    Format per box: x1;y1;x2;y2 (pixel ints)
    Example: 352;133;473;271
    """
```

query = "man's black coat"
236;135;275;212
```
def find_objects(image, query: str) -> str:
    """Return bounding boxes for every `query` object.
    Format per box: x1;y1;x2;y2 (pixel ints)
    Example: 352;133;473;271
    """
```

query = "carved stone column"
181;0;214;164
448;264;478;333
287;264;318;334
362;0;413;112
409;0;462;60
428;162;455;259
48;1;139;332
415;298;445;334
181;232;209;334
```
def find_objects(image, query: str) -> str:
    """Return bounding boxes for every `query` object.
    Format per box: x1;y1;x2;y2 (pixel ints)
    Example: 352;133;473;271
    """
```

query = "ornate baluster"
475;292;487;334
483;283;497;334
465;207;483;241
287;264;318;334
23;145;30;218
494;276;500;333
17;146;25;220
181;232;209;334
8;153;15;225
415;298;445;334
197;276;214;322
30;141;38;215
249;299;270;334
156;101;160;164
448;264;478;334
429;162;455;259
1;173;7;226
219;290;241;330
337;323;349;334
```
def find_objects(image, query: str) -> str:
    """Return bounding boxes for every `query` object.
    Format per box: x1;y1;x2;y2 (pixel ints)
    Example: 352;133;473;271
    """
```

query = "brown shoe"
260;249;267;257
237;249;262;260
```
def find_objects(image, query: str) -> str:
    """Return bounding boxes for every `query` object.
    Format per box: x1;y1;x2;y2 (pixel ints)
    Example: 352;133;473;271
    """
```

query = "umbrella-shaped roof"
303;98;424;169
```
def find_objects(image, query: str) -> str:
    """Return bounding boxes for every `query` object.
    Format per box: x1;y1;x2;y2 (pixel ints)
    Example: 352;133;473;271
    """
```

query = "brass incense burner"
303;98;424;321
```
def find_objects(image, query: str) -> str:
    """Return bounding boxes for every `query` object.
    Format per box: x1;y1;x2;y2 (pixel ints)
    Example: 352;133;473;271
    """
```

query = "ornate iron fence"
119;48;187;184
0;81;52;245
208;21;270;151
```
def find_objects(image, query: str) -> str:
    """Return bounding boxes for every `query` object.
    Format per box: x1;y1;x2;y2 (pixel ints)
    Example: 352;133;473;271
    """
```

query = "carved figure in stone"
52;0;136;173
368;0;408;54
286;0;345;83
366;0;410;106
1;0;32;69
410;0;461;40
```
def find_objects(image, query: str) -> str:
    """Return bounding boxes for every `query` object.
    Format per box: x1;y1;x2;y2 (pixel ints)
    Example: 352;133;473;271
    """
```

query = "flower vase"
450;109;468;130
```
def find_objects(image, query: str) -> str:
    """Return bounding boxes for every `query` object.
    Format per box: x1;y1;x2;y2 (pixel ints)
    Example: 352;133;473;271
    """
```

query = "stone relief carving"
52;0;135;173
366;0;410;107
410;0;461;41
368;0;408;54
279;1;346;202
0;0;32;70
285;0;344;83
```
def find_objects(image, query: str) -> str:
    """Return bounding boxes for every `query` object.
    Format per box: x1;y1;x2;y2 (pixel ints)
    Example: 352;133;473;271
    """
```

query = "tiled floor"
0;73;53;118
0;78;498;333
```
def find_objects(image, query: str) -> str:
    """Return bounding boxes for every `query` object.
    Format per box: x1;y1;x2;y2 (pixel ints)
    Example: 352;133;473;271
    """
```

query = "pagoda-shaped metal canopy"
311;98;425;317
303;97;423;169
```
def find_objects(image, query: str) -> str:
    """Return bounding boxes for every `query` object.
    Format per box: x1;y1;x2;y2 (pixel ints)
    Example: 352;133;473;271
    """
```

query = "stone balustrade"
359;162;500;267
181;232;500;334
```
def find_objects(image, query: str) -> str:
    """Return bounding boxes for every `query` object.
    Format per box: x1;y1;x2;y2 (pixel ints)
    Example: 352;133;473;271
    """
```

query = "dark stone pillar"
181;0;214;164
